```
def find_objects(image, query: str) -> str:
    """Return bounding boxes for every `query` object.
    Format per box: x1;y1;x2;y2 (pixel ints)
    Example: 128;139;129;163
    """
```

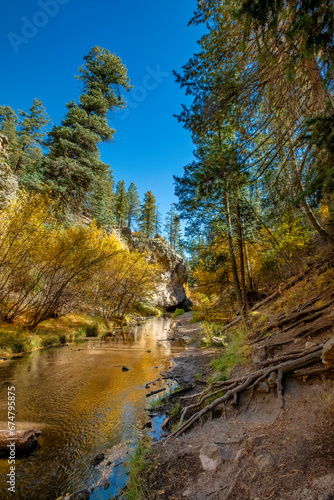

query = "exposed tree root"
268;300;333;331
218;267;316;334
259;344;323;368
169;348;323;439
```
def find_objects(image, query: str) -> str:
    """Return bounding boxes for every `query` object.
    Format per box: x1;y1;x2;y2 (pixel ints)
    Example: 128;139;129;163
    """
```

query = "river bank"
0;316;183;500
134;263;334;500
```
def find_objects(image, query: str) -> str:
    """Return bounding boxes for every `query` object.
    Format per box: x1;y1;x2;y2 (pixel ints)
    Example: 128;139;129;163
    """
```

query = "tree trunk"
236;196;246;309
223;185;243;314
291;147;334;243
244;241;254;292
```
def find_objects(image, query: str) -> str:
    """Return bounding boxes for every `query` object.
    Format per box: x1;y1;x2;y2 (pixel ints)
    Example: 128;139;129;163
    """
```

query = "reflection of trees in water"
101;317;174;355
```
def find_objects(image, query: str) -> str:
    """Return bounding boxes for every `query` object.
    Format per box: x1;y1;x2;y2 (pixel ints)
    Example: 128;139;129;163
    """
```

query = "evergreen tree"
139;191;157;237
43;46;131;209
165;203;182;251
115;179;129;227
127;182;140;229
155;204;163;236
91;170;116;227
0;106;20;170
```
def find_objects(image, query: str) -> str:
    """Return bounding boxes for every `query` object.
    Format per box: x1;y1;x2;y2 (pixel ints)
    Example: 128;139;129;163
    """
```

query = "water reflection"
0;317;183;499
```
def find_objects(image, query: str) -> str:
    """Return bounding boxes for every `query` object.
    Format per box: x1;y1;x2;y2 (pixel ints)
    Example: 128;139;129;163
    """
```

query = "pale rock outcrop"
115;228;192;310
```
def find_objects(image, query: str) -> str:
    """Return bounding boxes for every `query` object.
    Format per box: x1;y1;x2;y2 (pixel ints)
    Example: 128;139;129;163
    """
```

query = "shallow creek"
0;317;184;499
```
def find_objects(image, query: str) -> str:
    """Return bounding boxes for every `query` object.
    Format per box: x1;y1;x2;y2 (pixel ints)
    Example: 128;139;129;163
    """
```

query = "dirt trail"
143;268;334;500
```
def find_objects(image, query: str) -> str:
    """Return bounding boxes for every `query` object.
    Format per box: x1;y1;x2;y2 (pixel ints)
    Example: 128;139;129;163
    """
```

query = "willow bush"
0;191;161;328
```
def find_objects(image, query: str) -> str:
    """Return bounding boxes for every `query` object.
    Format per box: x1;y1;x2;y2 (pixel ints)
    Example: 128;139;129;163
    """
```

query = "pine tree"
17;99;50;181
115;179;129;227
139;191;157;237
155;204;163;236
43;46;131;209
127;182;140;229
91;170;116;227
165;203;182;251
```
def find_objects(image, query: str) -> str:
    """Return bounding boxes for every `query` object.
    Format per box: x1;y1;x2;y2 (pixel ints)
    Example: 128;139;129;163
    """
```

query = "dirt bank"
141;264;334;500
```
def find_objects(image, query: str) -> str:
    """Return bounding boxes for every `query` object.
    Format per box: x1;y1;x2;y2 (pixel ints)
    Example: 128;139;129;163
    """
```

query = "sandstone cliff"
116;228;192;311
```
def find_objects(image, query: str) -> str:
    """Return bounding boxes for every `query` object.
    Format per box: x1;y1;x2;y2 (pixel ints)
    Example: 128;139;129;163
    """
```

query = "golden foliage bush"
0;191;161;328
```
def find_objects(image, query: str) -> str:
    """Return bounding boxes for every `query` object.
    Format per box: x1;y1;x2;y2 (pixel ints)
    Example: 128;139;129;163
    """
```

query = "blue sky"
1;0;203;219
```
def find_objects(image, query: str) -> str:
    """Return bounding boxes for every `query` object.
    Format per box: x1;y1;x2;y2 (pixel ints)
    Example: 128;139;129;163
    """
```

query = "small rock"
146;350;151;353
322;336;334;367
267;371;278;387
182;490;193;497
199;442;221;471
201;337;208;344
69;490;90;500
212;337;223;344
103;481;111;490
122;366;130;372
254;453;275;471
256;382;270;393
91;453;105;466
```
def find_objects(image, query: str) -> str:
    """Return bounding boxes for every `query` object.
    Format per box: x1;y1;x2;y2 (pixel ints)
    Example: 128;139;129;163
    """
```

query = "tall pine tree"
139;191;157;237
127;182;140;229
165;203;182;251
115;179;129;227
44;46;131;210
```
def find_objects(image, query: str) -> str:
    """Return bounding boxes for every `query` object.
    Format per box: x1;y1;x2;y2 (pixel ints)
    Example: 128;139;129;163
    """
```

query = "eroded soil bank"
140;264;334;500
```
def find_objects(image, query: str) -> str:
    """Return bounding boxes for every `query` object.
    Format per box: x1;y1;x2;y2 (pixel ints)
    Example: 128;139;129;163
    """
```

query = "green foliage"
139;191;157;237
76;320;107;337
0;325;79;357
171;403;182;419
132;302;162;317
43;46;131;210
90;170;116;227
123;439;153;500
165;203;183;253
115;179;129;227
149;393;166;409
210;327;250;379
172;308;185;318
127;182;140;229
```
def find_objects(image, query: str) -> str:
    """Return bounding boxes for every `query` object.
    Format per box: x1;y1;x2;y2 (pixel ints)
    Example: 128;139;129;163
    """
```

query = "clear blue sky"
1;0;203;218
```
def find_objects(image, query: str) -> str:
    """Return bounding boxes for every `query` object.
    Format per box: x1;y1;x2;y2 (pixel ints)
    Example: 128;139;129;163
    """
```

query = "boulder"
322;336;334;367
91;453;105;466
199;442;221;471
256;382;270;393
69;490;90;500
0;430;41;455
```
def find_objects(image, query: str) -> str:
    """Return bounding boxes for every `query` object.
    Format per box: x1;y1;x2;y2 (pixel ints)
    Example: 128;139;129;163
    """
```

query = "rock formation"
116;228;192;310
0;132;18;209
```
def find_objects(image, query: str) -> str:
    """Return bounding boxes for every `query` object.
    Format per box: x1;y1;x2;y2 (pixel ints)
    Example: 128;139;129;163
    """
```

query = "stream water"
0;317;184;500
